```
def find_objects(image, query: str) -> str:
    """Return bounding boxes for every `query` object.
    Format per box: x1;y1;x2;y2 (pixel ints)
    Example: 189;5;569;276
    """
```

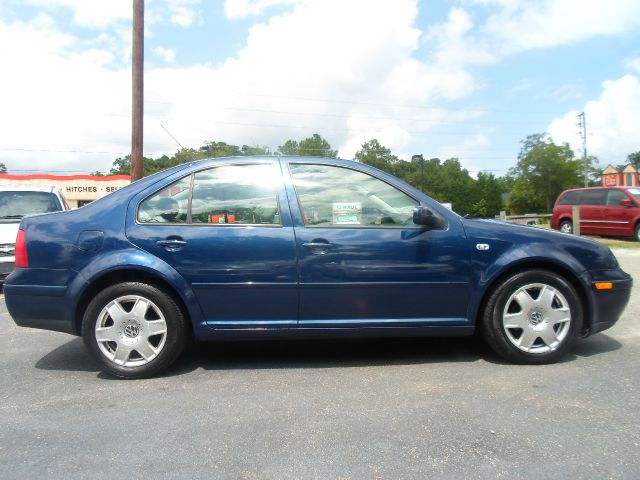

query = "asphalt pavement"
1;250;639;479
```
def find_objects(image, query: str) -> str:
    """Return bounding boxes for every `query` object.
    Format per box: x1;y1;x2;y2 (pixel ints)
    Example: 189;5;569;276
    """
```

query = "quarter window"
558;191;581;205
290;164;420;227
137;176;191;223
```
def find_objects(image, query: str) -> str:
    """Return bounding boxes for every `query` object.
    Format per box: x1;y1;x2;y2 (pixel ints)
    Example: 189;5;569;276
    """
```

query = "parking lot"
1;250;639;480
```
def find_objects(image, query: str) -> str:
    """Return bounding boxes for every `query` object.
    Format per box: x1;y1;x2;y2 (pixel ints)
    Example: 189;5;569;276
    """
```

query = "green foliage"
279;134;337;157
0;163;6;174
507;133;583;214
106;135;509;218
628;151;640;170
354;140;504;217
109;141;270;176
354;139;400;173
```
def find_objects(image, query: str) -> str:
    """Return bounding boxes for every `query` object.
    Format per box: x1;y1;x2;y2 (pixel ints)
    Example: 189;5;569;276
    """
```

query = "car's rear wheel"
82;282;187;379
635;223;640;242
481;270;582;364
559;220;573;234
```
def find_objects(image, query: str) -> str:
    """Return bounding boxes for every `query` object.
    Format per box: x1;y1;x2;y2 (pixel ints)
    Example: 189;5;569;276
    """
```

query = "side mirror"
413;206;445;230
620;198;632;207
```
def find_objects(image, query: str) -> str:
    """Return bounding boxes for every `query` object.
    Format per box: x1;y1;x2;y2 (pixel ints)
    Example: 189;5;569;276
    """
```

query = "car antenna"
160;124;199;164
160;124;186;150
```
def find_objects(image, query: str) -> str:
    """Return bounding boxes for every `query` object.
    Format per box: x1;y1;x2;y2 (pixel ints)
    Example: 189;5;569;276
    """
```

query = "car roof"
0;185;60;193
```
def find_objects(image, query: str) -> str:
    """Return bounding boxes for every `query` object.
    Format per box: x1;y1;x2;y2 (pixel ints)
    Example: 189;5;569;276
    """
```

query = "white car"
0;186;69;281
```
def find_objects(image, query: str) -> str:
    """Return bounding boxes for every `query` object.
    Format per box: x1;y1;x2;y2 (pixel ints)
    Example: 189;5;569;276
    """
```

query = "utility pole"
577;112;588;187
131;0;144;181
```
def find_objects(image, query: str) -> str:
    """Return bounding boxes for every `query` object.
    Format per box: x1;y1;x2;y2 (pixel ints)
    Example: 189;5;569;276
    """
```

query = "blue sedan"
5;157;633;378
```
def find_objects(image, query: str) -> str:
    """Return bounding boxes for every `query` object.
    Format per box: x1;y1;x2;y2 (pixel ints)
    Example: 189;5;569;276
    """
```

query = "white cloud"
22;0;202;29
548;75;640;165
224;0;302;20
153;46;176;63
24;0;131;28
3;0;640;175
624;57;640;74
482;0;640;54
166;0;201;27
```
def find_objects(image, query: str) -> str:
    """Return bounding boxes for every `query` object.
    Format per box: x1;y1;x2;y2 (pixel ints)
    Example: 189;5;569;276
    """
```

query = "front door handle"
302;241;333;255
156;238;187;251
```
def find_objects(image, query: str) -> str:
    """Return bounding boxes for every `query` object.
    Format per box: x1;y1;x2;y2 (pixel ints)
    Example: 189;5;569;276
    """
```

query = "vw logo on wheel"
529;311;544;326
124;323;140;338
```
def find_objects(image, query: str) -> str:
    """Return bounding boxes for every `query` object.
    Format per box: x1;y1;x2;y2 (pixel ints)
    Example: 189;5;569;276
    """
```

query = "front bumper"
583;268;633;336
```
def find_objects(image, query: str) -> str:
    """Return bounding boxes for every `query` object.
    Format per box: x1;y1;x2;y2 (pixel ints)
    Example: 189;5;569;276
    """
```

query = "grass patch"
584;236;640;249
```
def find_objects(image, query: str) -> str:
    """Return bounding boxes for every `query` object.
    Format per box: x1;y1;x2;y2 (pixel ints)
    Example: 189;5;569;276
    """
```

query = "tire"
559;220;573;234
82;282;187;379
635;223;640;242
481;270;583;364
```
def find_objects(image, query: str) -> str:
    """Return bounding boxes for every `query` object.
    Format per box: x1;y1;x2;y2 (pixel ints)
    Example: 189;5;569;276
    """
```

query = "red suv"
551;186;640;241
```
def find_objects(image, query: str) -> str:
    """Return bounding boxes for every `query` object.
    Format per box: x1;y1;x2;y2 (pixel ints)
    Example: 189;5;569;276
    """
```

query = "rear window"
558;191;581;205
0;191;62;220
579;189;606;206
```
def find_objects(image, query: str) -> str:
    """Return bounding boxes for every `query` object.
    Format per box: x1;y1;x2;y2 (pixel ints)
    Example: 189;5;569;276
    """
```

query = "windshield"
627;188;640;202
0;191;62;219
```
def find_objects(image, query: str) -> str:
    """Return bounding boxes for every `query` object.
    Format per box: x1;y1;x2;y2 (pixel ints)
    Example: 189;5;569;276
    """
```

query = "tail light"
15;229;28;268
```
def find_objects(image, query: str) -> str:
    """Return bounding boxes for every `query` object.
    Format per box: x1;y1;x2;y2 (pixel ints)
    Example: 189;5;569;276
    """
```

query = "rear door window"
579;189;606;206
191;164;280;225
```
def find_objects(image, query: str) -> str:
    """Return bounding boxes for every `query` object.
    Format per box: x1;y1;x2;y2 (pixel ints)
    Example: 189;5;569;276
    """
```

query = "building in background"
0;174;131;208
601;164;639;187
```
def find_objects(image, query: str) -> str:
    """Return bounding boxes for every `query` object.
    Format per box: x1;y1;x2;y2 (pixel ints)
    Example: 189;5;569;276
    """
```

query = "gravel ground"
1;249;639;479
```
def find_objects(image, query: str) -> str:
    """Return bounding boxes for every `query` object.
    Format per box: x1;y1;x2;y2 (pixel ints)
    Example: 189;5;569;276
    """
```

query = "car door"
577;189;607;235
284;160;471;328
126;160;299;328
604;189;633;236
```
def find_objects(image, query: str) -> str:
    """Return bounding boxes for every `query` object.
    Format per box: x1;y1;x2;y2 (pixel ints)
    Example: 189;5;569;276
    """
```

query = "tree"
628;151;640;170
507;133;582;213
354;139;400;173
471;172;504;217
279;134;337;157
0;163;6;173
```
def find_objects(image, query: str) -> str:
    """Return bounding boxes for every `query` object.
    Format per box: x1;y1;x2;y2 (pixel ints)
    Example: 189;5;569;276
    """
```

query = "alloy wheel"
94;295;168;367
502;283;572;354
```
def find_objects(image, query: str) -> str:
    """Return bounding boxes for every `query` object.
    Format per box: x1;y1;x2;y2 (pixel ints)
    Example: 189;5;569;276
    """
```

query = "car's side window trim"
287;162;443;230
135;162;284;227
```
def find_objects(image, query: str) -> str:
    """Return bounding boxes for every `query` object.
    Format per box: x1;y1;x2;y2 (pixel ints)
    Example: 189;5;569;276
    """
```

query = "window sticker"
333;202;362;225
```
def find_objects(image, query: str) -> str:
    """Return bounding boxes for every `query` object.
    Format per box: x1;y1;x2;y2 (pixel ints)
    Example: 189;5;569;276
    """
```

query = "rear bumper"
4;268;77;335
583;269;633;336
0;257;15;282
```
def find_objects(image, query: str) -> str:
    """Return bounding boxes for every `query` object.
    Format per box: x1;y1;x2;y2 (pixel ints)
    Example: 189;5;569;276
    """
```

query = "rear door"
126;160;299;328
577;189;607;235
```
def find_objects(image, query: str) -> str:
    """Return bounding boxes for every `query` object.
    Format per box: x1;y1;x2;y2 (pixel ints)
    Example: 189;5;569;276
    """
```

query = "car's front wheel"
481;270;582;364
82;282;187;379
635;223;640;242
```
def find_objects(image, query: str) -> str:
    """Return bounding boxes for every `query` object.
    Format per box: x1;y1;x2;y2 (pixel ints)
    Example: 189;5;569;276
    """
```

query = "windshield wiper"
0;215;24;219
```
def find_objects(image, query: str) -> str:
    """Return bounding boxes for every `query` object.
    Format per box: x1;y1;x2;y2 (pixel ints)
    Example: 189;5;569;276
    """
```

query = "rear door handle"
302;241;333;254
156;239;187;251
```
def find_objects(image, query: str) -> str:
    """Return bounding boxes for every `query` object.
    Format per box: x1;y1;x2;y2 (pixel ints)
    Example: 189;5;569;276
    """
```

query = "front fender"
68;248;205;333
467;242;589;325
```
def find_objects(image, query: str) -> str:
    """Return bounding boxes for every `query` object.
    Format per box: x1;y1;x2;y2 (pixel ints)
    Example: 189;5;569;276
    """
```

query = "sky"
0;0;639;176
